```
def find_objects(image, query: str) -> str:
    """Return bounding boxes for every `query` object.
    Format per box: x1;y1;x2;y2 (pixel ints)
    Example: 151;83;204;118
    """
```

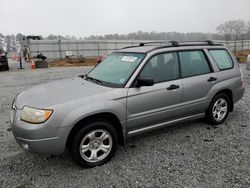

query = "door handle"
207;77;217;82
167;84;179;90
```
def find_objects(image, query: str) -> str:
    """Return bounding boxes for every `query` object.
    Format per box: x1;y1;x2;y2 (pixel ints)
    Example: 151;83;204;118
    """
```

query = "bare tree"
216;20;247;51
247;21;250;39
0;33;5;49
5;35;13;52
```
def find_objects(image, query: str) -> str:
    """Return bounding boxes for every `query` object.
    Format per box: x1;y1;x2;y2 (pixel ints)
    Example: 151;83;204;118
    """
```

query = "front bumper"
10;109;71;155
13;135;65;155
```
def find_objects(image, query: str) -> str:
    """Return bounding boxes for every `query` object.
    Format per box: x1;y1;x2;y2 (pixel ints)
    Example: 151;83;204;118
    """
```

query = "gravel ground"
0;60;249;188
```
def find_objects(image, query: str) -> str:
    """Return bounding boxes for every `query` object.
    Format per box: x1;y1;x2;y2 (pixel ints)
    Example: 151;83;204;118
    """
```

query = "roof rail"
139;41;179;47
122;41;163;49
123;40;178;49
139;41;165;46
148;40;223;52
206;40;214;45
178;40;215;45
122;40;223;51
169;41;179;46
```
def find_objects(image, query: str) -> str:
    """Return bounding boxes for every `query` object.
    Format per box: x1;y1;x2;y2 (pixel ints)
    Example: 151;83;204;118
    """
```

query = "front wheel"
206;93;230;125
70;121;118;167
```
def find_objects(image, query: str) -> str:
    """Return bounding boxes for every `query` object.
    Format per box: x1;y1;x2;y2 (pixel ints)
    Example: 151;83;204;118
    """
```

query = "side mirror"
136;76;154;87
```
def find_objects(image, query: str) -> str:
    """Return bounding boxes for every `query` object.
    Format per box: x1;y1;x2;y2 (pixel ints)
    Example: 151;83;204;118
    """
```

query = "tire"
5;64;9;71
205;93;230;125
70;120;118;167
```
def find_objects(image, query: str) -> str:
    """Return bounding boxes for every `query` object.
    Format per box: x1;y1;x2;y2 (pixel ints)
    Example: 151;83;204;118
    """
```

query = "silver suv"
10;41;245;167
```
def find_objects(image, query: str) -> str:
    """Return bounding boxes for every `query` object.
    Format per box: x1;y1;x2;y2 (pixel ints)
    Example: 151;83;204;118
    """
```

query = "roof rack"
169;41;179;46
177;40;215;45
139;41;163;46
138;41;180;47
123;41;178;49
206;40;214;45
122;40;223;51
149;40;223;52
122;41;163;49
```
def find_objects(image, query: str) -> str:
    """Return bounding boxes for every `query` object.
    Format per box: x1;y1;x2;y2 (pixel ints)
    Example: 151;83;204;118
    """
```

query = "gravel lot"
0;60;249;188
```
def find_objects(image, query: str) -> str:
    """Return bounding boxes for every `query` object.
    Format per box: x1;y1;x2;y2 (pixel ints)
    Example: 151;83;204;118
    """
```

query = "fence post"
234;40;236;52
76;41;79;58
97;42;100;56
241;35;244;50
58;40;62;59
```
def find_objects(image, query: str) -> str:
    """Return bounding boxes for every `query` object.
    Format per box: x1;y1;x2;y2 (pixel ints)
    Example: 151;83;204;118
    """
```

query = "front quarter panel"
53;88;128;130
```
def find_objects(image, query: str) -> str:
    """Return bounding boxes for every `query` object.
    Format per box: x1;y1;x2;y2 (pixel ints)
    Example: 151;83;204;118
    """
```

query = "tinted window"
209;49;233;70
140;52;179;83
179;50;211;77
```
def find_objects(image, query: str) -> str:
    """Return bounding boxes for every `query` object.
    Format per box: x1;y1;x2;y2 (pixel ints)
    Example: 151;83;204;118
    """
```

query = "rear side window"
209;49;233;70
179;50;211;78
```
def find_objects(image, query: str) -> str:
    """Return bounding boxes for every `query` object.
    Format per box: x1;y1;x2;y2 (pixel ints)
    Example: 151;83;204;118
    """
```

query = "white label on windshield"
121;56;137;62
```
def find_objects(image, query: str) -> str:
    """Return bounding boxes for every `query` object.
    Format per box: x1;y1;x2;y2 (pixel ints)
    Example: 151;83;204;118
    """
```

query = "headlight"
20;106;53;124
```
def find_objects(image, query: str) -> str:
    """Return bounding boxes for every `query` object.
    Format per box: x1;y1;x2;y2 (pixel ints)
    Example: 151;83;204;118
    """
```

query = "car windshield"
87;52;145;87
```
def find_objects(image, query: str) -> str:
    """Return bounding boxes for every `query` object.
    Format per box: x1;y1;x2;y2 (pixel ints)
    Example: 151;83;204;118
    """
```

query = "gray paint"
10;44;245;155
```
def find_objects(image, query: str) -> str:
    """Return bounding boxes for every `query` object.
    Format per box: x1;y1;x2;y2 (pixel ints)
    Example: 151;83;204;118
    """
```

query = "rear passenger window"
179;50;211;78
209;50;233;70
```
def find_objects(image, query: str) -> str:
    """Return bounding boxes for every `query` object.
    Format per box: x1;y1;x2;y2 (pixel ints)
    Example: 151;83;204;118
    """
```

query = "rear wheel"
70;121;118;167
206;93;230;124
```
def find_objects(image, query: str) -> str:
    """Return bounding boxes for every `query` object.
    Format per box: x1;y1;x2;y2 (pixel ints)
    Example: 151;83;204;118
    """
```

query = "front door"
126;52;183;132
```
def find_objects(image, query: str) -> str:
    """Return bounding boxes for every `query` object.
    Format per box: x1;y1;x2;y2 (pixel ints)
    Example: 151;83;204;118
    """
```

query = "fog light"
21;143;29;150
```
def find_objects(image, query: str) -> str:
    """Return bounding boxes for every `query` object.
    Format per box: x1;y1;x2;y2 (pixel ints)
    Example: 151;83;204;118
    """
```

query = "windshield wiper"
85;75;103;85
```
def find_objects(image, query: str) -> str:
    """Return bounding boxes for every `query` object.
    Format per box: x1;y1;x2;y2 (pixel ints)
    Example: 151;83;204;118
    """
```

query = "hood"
15;77;113;109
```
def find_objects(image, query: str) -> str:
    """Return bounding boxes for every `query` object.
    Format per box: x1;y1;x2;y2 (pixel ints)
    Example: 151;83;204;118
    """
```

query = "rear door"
126;52;183;132
179;50;218;116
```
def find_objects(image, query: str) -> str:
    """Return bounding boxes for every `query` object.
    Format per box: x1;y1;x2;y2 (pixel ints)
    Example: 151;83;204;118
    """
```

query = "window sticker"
121;56;137;62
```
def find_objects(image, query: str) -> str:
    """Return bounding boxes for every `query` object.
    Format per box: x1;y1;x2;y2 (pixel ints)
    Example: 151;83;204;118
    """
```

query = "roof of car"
116;41;224;54
117;45;159;53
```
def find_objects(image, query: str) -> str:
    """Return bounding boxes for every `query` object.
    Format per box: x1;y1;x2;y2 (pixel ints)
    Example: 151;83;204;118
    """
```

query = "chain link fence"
28;40;250;60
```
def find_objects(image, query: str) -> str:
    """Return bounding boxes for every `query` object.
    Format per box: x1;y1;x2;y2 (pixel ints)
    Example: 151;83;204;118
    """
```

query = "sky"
1;0;250;37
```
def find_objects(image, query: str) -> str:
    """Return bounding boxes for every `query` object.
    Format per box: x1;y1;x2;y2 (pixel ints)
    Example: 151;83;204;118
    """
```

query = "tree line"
1;20;250;52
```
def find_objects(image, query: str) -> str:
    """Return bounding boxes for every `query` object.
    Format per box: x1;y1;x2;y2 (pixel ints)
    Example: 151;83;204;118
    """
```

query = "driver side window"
140;52;179;83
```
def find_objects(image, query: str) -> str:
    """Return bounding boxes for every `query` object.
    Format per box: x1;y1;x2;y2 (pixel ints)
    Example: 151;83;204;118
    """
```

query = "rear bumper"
0;62;8;66
0;58;8;64
234;87;245;104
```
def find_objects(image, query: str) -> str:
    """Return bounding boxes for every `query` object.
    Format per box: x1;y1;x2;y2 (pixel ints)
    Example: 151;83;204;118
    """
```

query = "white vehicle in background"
247;54;250;70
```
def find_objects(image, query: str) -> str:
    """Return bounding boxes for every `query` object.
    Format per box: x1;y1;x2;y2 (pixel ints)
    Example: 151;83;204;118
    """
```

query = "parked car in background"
96;55;107;64
0;48;9;71
10;41;245;167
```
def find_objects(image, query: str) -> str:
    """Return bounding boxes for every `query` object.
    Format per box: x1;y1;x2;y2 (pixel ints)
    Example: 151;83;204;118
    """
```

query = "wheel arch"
66;112;125;149
214;89;234;112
